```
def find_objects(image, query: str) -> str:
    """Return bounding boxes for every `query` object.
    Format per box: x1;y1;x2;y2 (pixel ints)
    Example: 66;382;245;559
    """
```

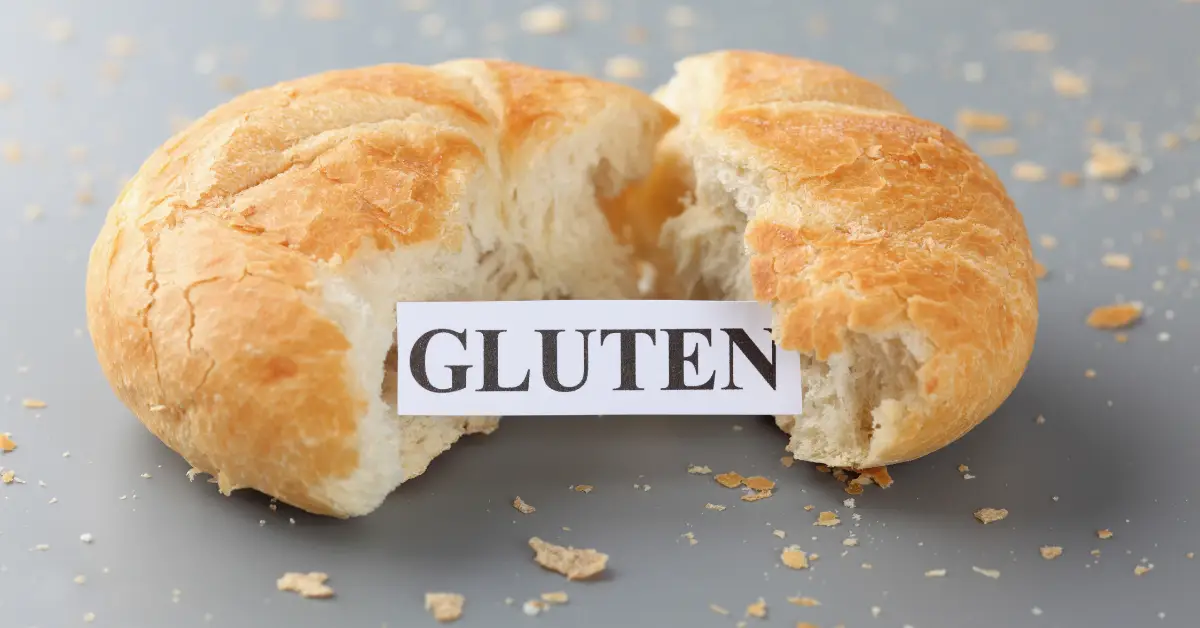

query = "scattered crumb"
1087;303;1143;329
106;35;137;58
687;464;712;474
746;598;767;619
520;4;569;34
1086;142;1136;180
573;484;593;493
1012;161;1048;181
1098;529;1114;540
1102;253;1133;270
1040;546;1063;560
842;537;859;547
604;55;645;80
1186;552;1194;559
814;511;841;527
522;600;547;616
1034;260;1048;279
842;498;856;509
956;109;1010;133
541;591;568;605
1115;333;1129;343
528;537;608;580
276;572;334;599
856;467;893;488
743;476;775;491
300;0;343;20
424;592;464;622
741;489;772;502
710;604;730;616
1178;258;1192;272
803;504;814;511
21;398;46;409
1039;234;1059;249
1000;30;1055;52
1051;69;1089;97
682;530;696;545
715;472;745;488
787;596;821;607
2;140;21;163
1160;133;1182;150
925;568;947;577
1092;549;1102;557
1085;369;1097;379
1135;564;1154;576
512;496;536;514
972;566;1001;579
706;503;727;512
781;546;809;570
0;434;15;452
974;508;1009;524
957;464;970;473
871;605;882;618
1059;171;1082;187
779;456;794;468
83;612;95;623
80;533;94;544
73;575;86;584
772;529;786;539
978;138;1019;156
2;470;15;484
843;482;864;496
862;563;873;569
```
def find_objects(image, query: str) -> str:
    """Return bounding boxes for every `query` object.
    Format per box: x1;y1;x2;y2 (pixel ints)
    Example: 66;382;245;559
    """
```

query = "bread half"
651;51;1038;468
85;60;676;517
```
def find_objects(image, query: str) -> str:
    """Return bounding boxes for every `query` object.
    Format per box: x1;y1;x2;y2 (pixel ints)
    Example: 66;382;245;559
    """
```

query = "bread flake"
276;572;334;598
528;537;608;580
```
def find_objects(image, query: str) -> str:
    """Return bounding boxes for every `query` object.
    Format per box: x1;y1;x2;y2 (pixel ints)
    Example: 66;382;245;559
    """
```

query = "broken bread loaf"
650;50;1038;469
85;60;677;517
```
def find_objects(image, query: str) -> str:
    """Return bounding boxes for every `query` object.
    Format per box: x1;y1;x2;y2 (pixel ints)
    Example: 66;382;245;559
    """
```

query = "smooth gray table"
2;1;1198;627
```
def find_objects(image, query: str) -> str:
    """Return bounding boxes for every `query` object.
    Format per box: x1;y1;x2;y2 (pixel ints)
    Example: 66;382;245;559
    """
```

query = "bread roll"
85;60;677;517
650;51;1038;468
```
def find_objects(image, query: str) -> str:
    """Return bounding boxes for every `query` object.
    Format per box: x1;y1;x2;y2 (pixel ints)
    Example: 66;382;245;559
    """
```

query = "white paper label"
394;300;803;417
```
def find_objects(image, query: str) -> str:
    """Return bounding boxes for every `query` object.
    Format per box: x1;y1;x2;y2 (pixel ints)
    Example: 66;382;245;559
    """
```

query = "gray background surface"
2;1;1199;627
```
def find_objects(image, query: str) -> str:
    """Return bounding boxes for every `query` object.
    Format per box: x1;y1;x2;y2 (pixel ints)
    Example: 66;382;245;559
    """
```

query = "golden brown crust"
657;51;1037;464
86;61;676;516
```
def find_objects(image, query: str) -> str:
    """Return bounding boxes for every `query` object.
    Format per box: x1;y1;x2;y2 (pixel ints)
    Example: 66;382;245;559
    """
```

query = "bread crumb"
73;575;86;584
814;511;841;527
781;546;809;569
1012;161;1048;181
741;489;772;502
715;472;745;488
1087;303;1143;329
1033;260;1048;279
1085;369;1097;379
1098;529;1114;540
528;537;608;580
842;537;859;547
0;434;15;452
512;496;536;514
1178;258;1192;272
772;529;786;539
870;605;882;618
521;4;569;34
300;0;343;20
746;597;767;619
779;456;794;468
424;592;464;622
1101;253;1133;270
1186;552;1194;559
1086;142;1136;180
541;591;568;605
20;398;45;409
743;476;775;491
706;503;727;511
803;504;814;511
687;464;712;474
925;568;947;577
1052;69;1089;97
1092;549;1102;557
522;600;547;616
83;611;95;623
856;467;893;488
1059;171;1082;187
573;484;593;493
604;56;645;80
1134;564;1154;576
276;572;334;598
978;138;1019;156
710;604;730;615
787;596;821;607
971;566;1001;579
956;109;1010;133
974;508;1009;524
1160;133;1182;150
2;140;21;163
682;531;697;545
1001;30;1055;52
1040;546;1063;560
2;470;15;484
80;533;94;544
843;482;864;496
1038;234;1058;249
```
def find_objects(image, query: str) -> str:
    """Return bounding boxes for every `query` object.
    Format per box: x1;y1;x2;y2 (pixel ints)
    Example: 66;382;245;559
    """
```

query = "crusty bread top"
654;51;1038;465
86;60;676;516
